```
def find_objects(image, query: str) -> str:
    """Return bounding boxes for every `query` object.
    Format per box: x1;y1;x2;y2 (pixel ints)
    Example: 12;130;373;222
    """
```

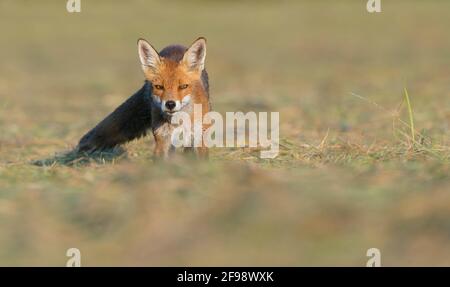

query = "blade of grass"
403;88;415;143
351;92;423;141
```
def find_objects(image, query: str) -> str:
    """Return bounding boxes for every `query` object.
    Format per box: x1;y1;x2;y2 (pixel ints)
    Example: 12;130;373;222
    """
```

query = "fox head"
137;37;207;116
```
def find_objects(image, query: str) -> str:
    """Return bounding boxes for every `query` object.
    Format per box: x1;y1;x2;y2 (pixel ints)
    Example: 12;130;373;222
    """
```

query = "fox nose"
165;100;176;111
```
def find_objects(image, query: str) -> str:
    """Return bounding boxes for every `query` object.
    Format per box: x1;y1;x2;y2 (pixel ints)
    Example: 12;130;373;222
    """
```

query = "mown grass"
0;0;449;266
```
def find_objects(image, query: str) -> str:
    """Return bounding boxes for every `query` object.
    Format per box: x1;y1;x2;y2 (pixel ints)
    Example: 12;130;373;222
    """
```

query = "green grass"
0;0;449;266
403;88;416;143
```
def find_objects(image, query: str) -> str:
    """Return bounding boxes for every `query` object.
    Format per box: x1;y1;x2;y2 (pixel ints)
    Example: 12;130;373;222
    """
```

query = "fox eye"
154;84;164;90
179;84;189;90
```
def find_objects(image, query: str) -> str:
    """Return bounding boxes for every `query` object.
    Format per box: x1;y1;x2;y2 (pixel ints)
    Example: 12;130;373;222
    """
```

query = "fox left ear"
137;38;161;74
183;37;207;72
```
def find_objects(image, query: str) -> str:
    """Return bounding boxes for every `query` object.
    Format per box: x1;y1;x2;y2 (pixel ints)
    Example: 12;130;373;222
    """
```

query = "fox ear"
183;37;206;72
137;38;160;73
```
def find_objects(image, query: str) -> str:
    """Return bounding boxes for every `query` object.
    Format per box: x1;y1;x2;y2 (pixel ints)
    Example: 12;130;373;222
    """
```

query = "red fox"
77;37;211;158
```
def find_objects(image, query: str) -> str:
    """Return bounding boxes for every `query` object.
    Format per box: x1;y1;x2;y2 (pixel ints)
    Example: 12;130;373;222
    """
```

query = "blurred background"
0;0;449;266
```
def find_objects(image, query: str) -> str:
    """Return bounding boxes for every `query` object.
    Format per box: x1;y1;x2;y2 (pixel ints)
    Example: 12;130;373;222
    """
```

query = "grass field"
0;0;449;266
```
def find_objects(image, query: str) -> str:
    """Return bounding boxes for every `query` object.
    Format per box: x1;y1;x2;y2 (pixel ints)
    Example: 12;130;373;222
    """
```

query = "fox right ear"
137;38;160;73
183;37;207;72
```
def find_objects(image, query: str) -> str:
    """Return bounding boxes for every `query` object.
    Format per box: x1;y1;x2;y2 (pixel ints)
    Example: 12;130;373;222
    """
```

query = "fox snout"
153;94;192;115
153;94;191;114
165;101;176;111
162;99;180;114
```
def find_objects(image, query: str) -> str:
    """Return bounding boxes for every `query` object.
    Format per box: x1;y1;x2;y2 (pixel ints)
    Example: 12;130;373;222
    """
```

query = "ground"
0;0;449;266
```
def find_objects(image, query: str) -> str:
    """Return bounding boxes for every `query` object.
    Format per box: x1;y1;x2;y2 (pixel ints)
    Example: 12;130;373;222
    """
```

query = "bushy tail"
77;82;153;152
